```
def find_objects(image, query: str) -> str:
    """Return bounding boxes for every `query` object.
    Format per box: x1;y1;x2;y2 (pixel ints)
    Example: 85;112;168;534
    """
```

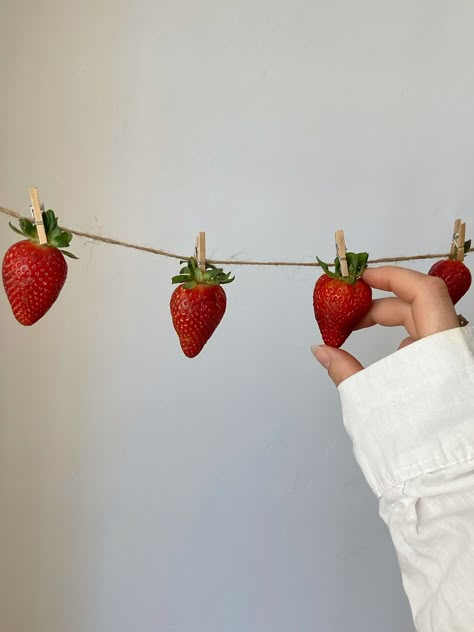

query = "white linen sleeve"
339;326;474;632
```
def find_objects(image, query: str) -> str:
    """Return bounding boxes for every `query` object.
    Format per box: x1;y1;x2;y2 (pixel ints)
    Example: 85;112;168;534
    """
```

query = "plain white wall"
1;1;473;631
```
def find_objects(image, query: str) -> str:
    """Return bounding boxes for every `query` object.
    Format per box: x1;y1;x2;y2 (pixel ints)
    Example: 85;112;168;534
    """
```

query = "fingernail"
311;345;331;369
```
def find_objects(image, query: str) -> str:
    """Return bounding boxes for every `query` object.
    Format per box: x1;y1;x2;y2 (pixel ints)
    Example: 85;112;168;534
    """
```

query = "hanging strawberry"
170;257;234;357
313;252;372;348
2;210;77;325
428;239;471;305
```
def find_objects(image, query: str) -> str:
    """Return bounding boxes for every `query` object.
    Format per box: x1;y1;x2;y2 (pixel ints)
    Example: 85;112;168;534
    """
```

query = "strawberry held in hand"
313;252;372;348
170;257;234;358
428;239;471;305
2;210;77;325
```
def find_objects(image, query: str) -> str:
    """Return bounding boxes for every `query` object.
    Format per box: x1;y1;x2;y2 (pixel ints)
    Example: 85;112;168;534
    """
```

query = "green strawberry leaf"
316;257;332;276
464;239;471;254
8;208;77;258
347;252;358;275
359;252;369;270
8;222;27;237
19;218;38;240
171;256;234;287
172;274;191;284
52;233;73;248
60;249;79;259
316;251;369;283
219;272;235;284
43;210;56;233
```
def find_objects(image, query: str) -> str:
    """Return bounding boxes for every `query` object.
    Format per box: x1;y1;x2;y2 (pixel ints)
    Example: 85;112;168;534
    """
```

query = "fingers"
362;266;459;338
362;266;438;303
354;297;416;336
410;277;459;338
398;336;415;349
311;345;364;387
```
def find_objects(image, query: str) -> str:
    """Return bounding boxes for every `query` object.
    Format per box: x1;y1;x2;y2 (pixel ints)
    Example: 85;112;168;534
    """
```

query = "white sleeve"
338;326;474;632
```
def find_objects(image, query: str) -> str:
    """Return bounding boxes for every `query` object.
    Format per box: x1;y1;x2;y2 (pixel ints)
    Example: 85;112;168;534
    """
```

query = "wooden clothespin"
335;229;349;276
450;219;461;259
457;222;466;262
195;231;206;272
29;186;48;245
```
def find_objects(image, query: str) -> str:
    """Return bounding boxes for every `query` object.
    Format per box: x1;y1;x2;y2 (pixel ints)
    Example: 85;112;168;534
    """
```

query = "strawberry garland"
1;207;473;355
2;210;77;326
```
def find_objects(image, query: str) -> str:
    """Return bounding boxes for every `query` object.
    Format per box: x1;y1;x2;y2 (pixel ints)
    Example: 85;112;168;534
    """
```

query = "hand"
311;266;460;387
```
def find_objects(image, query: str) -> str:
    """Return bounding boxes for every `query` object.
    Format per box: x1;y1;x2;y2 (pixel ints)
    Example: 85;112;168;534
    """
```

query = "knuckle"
426;274;448;294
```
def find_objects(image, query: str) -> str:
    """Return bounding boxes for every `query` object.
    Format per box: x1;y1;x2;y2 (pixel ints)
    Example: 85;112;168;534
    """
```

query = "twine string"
1;206;472;268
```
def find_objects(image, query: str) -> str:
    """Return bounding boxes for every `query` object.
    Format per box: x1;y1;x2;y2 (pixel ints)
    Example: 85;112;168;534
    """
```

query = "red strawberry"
428;239;471;305
170;257;234;357
313;252;372;348
2;210;77;325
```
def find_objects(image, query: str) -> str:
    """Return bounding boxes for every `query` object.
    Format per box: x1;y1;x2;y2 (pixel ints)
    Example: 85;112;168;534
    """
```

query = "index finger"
362;266;443;303
362;265;459;338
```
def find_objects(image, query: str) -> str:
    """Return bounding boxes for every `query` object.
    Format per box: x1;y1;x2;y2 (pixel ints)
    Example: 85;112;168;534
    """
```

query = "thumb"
311;345;364;387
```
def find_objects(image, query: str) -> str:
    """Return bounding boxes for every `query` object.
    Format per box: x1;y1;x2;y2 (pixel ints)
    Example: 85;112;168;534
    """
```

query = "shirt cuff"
339;326;474;497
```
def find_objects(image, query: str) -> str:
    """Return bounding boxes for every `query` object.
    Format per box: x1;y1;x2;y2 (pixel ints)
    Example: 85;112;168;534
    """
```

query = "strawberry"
170;257;234;357
2;210;77;325
313;252;372;348
428;239;471;305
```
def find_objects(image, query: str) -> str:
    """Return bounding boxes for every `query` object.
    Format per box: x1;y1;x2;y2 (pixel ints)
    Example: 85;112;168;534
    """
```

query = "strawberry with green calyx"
313;252;372;348
3;209;77;326
170;257;234;358
428;239;472;305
